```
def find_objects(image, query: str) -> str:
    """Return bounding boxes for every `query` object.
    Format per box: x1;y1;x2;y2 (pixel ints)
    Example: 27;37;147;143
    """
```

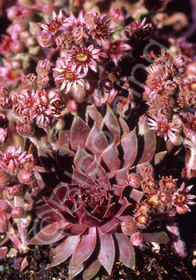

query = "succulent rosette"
29;105;174;279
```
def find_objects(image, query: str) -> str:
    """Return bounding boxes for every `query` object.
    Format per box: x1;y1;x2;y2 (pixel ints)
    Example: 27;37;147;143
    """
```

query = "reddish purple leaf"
101;106;120;144
74;146;94;171
58;129;70;149
69;227;97;279
120;129;137;168
86;106;102;129
70;116;90;151
114;233;135;269
98;231;115;275
130;189;143;202
99;218;120;234
143;232;170;244
83;259;102;280
96;175;111;190
114;166;129;185
101;143;121;172
86;159;106;180
85;124;108;158
29;223;65;245
48;235;80;268
137;130;156;164
119;117;130;135
0;246;8;259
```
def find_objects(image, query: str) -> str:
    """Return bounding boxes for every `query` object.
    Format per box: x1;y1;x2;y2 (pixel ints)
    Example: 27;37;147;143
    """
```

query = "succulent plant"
29;105;183;279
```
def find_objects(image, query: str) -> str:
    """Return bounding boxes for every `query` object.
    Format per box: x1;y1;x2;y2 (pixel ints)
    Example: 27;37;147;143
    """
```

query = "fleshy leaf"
119;117;130;135
114;166;129;185
98;230;115;275
74;146;94;171
86;106;102;129
114;233;135;269
137;130;156;164
85;124;108;158
120;129;137;168
29;223;65;245
130;189;143;202
86;158;106;180
83;259;102;280
143;231;170;244
154;151;167;165
69;227;97;279
101;106;120;144
70;116;90;151
48;235;80;268
101;143;121;172
58;130;70;149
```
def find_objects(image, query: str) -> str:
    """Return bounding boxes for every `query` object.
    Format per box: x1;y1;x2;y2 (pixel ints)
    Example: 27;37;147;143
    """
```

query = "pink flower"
68;45;100;75
53;59;86;94
172;183;195;214
39;10;65;36
0;147;33;174
148;116;177;141
63;11;85;31
103;39;131;65
110;6;126;24
87;12;113;45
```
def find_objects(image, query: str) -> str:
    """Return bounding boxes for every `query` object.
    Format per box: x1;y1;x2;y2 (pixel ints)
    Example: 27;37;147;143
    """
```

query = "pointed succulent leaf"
36;205;66;224
98;230;115;275
130;188;143;202
83;259;102;280
29;223;65;245
58;129;70;149
119;117;130;135
98;218;120;234
101;143;121;172
86;158;106;180
114;233;135;269
86;106;103;129
101;106;120;144
74;146;94;171
72;168;96;188
69;227;97;279
85;124;108;158
154;151;167;165
80;209;102;227
113;166;129;185
96;175;111;189
143;231;170;244
137;130;156;164
70;116;90;151
48;235;80;268
120;128;137;168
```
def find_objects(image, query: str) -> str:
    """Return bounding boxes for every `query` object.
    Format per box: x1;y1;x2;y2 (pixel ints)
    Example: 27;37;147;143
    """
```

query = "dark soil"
0;236;196;280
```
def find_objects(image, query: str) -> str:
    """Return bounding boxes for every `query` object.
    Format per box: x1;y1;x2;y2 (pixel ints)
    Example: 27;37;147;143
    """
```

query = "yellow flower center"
76;53;88;62
65;70;74;79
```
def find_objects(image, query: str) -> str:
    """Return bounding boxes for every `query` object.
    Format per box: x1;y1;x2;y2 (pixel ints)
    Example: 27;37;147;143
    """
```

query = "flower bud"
11;207;25;219
127;173;142;188
130;232;144;246
7;184;22;196
18;169;34;185
121;216;138;235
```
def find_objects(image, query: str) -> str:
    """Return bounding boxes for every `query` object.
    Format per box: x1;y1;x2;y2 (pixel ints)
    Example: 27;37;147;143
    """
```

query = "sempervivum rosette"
30;105;159;279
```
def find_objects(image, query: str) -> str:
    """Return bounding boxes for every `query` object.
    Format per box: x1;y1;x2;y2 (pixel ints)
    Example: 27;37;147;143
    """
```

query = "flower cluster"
0;0;195;278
